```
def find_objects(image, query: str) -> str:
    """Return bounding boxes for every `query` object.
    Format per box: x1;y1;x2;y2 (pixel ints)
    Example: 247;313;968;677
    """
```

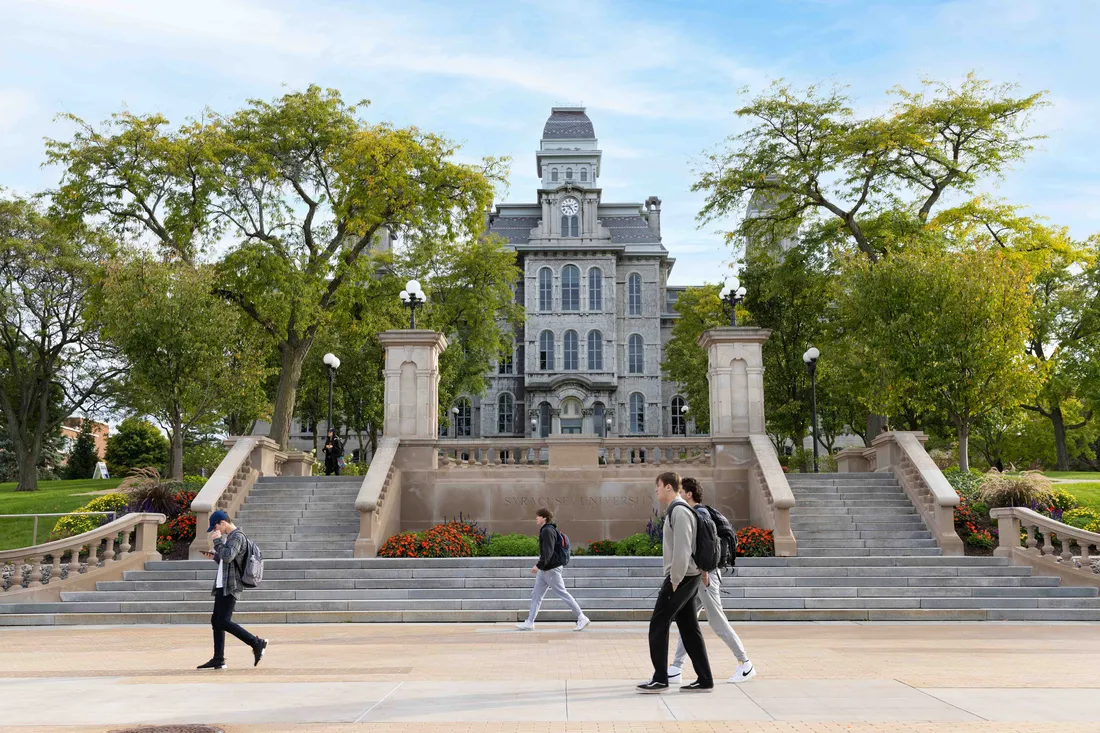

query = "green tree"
97;255;270;478
47;86;506;449
105;417;170;476
838;244;1039;470
64;420;100;480
660;285;727;432
0;197;122;491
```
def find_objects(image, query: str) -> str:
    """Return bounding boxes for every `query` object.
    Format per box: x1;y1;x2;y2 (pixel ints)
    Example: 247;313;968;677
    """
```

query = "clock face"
560;197;580;217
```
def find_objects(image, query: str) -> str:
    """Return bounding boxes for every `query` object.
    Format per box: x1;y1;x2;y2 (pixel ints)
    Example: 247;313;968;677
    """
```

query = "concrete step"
798;548;942;557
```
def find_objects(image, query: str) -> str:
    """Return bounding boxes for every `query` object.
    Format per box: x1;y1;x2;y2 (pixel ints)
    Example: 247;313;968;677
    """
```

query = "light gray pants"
526;567;584;622
672;571;748;666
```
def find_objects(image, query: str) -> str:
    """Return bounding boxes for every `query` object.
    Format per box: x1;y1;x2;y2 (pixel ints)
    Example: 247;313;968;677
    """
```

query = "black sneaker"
253;638;268;667
680;680;714;693
636;680;669;694
197;658;226;670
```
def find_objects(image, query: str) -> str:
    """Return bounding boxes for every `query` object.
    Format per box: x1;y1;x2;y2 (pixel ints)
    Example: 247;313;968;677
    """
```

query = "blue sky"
2;0;1098;284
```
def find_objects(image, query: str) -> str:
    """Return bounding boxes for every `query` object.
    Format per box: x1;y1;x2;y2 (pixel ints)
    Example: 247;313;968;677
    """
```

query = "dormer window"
565;168;573;180
551;169;559;182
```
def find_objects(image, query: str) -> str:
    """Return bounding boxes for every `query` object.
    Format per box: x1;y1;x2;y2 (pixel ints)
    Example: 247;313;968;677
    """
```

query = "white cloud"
0;89;37;136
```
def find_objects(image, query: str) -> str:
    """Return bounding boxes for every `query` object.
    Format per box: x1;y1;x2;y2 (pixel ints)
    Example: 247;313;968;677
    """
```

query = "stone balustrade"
355;437;402;557
435;438;711;468
990;506;1100;586
0;512;164;598
600;439;712;467
748;434;796;556
438;440;549;468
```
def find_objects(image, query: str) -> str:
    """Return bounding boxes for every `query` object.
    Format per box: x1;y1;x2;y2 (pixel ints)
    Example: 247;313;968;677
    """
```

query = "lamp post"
399;279;426;329
323;352;341;435
451;406;459;439
681;403;690;436
720;277;748;327
802;346;820;473
531;416;539;438
605;415;613;437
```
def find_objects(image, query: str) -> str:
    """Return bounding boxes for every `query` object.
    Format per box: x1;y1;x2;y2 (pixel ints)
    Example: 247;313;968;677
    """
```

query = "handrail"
748;435;795;509
355;437;401;557
892;432;960;509
191;437;260;514
990;506;1100;586
881;431;964;555
0;512;118;548
748;434;796;556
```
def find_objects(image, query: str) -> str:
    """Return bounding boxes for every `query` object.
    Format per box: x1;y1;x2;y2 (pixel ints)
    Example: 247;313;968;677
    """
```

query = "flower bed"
735;526;775;558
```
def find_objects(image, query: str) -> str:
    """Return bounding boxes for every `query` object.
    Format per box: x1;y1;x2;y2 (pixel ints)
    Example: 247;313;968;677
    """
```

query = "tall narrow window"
498;343;514;374
565;168;573;179
563;330;578;370
588;268;603;311
455;398;472;437
671;396;687;435
560;215;579;237
538;402;551;438
628;273;642;315
587;330;603;371
539;331;554;371
561;265;579;311
580;168;588;182
551;169;559;182
538;268;552;311
630;393;645;434
628;334;644;374
498;393;514;434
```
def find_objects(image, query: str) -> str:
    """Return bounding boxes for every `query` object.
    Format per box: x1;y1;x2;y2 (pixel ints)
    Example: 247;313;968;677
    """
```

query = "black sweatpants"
212;587;258;661
648;574;713;685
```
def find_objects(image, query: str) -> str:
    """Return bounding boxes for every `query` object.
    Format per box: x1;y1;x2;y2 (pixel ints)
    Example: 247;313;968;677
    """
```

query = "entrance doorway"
560;398;582;434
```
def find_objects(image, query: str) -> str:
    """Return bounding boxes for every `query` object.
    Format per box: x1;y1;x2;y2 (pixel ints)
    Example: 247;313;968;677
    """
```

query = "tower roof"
542;107;595;139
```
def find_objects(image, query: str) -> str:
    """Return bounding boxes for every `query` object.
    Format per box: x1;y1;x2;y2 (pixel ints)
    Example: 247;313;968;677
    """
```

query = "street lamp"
323;352;341;435
531;416;539;437
802;346;820;473
720;277;748;327
681;403;690;436
451;406;459;438
399;279;426;329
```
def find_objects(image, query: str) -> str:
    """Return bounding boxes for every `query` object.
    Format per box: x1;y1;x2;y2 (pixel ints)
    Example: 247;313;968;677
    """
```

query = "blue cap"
207;510;230;533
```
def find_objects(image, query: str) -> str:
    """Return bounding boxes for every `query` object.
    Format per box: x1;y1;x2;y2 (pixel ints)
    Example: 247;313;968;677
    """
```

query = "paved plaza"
1;622;1099;732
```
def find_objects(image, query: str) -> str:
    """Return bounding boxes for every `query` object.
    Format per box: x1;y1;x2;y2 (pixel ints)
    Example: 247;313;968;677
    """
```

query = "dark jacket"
323;436;344;459
210;528;247;599
537;522;562;571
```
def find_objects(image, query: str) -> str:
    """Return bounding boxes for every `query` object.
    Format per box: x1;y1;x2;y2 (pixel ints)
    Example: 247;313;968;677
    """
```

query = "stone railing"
188;436;310;559
1;512;164;601
435;438;713;468
836;446;877;472
600;439;712;467
990;507;1100;587
355;437;401;557
438;440;549;467
747;435;796;556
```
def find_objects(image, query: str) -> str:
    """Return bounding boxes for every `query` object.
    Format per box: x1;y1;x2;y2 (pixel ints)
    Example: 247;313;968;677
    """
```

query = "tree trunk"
169;413;185;480
15;444;38;492
957;422;970;473
268;342;311;450
1050;404;1070;472
866;414;888;446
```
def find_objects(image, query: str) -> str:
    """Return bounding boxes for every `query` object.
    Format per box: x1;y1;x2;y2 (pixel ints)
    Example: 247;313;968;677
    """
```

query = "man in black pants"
197;510;267;670
637;471;713;693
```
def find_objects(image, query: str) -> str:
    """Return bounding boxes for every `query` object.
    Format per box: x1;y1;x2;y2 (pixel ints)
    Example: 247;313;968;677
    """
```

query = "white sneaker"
515;620;534;631
667;665;682;684
729;660;756;683
573;615;591;632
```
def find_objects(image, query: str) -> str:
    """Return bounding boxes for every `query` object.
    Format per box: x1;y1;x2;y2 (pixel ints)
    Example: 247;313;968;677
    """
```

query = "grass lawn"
1064;482;1100;513
1044;471;1100;481
0;479;123;551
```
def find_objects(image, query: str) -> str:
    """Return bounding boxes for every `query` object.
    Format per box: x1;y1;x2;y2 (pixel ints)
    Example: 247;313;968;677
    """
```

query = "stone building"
442;107;698;440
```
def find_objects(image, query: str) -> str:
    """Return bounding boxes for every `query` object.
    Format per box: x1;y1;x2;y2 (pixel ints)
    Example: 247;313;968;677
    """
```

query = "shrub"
120;467;182;516
378;531;422;558
735;526;774;557
616;532;662;556
50;493;129;539
163;491;197;544
1051;489;1079;512
572;545;589;556
966;530;995;549
587;539;619;556
478;533;540;557
929;448;955;470
156;537;174;555
944;468;984;501
441;514;488;548
1063;508;1100;530
105;417;169;477
978;470;1053;509
645;512;664;547
1085;520;1100;534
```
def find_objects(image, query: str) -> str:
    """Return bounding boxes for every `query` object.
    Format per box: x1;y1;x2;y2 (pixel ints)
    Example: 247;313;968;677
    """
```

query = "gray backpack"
237;534;264;588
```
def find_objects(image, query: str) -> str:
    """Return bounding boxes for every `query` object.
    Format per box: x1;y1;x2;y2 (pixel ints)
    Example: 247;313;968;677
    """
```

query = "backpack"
553;527;572;568
236;533;265;588
670;502;721;572
703;504;738;569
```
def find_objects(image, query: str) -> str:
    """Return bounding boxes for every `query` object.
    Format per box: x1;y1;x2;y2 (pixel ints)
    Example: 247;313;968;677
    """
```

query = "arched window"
551;169;559;182
630;393;645;434
628;273;642;315
563;330;579;370
455;397;472;437
580;168;588;182
561;265;580;311
498;339;514;374
587;330;603;371
539;330;554;370
538;268;553;311
566;168;573;179
588;268;603;311
561;214;579;237
498;393;514;434
671;396;687;436
628;334;644;374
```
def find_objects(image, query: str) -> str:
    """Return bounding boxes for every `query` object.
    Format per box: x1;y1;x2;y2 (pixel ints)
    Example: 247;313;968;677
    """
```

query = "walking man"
197;510;268;670
516;508;591;632
668;477;756;684
638;471;713;693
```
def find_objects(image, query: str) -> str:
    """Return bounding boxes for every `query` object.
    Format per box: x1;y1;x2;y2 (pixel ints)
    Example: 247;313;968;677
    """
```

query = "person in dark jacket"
196;510;267;670
516;507;590;632
323;429;343;475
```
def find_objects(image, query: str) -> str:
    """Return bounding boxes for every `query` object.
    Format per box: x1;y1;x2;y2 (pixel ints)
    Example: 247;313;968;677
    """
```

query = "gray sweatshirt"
662;496;700;587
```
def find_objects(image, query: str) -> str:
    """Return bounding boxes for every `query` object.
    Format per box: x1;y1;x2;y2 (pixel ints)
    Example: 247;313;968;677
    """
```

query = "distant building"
60;417;109;461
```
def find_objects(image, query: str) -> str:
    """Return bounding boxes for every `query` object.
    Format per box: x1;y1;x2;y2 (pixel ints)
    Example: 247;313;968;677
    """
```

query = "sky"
1;0;1098;285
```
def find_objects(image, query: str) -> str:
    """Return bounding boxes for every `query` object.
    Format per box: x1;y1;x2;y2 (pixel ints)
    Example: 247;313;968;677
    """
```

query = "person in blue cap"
196;510;267;669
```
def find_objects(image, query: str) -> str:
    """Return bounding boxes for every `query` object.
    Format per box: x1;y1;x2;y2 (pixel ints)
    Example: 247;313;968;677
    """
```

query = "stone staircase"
787;472;940;557
235;476;361;559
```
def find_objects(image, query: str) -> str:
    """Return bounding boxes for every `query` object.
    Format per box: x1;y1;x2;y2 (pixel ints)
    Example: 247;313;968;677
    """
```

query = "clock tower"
536;107;601;240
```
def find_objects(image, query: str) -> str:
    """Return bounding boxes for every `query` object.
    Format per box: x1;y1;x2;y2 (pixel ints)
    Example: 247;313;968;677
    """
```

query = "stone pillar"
697;328;771;438
379;330;449;469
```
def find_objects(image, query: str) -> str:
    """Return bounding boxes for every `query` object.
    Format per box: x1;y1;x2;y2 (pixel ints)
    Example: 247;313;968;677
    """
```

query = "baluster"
1079;541;1092;570
12;557;26;588
1060;533;1075;563
1025;523;1040;554
105;533;118;565
119;529;132;558
88;538;102;568
653;446;663;465
1041;527;1055;557
27;556;43;587
67;543;81;575
50;552;61;584
481;447;490;467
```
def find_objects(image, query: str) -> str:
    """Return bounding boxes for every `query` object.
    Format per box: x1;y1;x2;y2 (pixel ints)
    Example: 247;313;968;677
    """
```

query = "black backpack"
670;502;721;572
702;504;738;569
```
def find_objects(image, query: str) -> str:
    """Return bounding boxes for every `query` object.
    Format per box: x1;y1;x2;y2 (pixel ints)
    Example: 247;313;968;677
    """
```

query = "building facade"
442;107;696;440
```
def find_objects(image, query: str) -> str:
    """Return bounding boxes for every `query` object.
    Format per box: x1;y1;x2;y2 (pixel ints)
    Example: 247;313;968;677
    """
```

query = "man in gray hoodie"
637;472;713;694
